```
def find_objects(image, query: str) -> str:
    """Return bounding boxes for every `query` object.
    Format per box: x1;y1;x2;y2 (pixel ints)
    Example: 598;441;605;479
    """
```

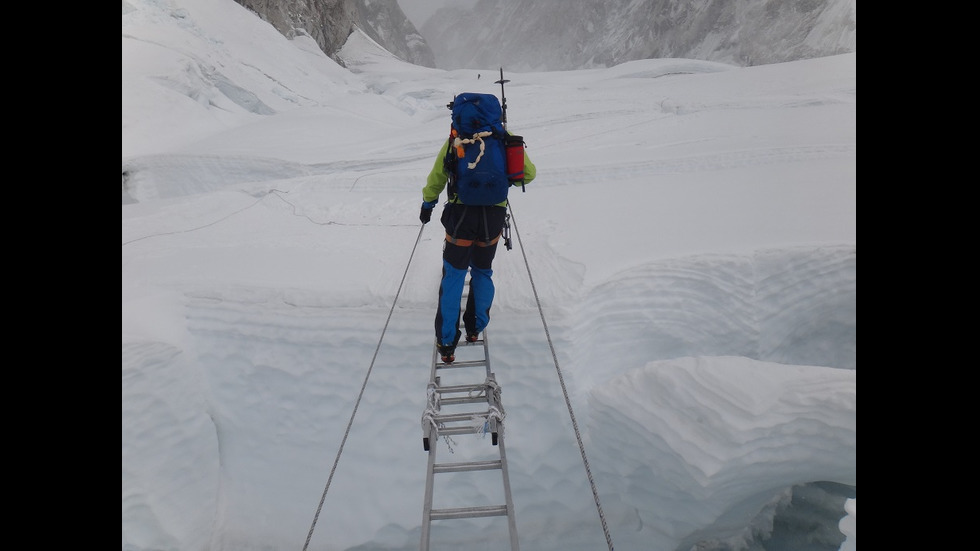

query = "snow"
122;1;856;550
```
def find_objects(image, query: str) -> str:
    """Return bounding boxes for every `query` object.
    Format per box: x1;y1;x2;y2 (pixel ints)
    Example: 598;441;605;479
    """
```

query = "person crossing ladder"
419;89;536;363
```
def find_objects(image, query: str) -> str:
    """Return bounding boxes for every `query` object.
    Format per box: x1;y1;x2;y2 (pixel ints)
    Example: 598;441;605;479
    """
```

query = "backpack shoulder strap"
443;131;458;200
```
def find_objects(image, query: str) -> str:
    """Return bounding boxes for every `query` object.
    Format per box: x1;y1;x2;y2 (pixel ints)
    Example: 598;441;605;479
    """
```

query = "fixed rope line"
507;203;615;551
301;223;426;551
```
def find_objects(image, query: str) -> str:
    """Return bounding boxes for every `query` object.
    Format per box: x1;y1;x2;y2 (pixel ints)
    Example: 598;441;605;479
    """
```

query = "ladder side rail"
420;423;438;551
497;427;520;550
481;330;492;378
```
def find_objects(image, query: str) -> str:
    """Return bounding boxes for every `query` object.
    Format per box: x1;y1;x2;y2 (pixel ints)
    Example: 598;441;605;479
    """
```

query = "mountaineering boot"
466;331;480;343
439;343;456;363
438;329;462;363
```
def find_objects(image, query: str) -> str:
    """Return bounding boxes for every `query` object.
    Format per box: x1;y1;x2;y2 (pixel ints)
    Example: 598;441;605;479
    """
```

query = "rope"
301;223;426;551
484;376;502;404
421;382;441;439
507;203;615;551
454;131;493;169
481;377;505;438
484;405;504;426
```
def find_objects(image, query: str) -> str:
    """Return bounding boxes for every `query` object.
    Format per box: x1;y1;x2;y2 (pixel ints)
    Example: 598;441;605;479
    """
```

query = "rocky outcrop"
356;0;435;68
234;0;435;68
422;0;856;70
234;0;854;72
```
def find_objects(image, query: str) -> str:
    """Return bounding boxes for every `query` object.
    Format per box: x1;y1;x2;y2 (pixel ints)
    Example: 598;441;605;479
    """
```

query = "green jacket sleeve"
422;140;450;204
520;149;536;185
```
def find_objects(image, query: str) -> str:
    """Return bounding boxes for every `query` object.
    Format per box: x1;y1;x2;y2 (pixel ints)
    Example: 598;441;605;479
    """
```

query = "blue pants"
434;204;506;346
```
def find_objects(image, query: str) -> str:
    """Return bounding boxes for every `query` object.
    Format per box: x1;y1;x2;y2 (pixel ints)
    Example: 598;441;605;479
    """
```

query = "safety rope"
421;382;441;439
301;223;426;551
507;203;615;551
484;376;502;405
482;376;505;436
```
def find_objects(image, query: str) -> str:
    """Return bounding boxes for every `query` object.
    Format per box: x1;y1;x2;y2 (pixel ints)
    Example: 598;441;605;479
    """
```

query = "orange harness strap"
445;233;501;247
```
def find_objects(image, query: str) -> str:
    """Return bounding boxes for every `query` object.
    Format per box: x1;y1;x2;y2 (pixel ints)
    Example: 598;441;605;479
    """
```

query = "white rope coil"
454;131;494;169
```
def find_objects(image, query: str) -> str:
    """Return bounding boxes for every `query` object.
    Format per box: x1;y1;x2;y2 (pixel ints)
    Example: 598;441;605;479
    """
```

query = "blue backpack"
444;93;511;206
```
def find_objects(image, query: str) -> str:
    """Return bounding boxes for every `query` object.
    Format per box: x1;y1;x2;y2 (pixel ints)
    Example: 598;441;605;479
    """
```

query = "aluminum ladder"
420;329;519;550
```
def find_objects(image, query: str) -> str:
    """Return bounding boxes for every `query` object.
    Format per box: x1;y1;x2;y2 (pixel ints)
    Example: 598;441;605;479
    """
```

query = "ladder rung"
439;395;489;406
437;360;486;369
431;411;493;423
438;425;495;437
434;383;489;394
429;505;508;520
433;459;501;473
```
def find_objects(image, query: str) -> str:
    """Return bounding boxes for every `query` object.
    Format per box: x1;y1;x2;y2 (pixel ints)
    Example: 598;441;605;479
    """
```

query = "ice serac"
588;356;856;550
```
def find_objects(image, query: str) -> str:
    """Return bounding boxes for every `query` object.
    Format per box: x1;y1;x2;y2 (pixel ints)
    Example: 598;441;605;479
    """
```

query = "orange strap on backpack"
450;128;464;158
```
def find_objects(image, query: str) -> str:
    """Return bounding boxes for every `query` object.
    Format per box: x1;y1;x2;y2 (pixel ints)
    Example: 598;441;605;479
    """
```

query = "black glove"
419;200;437;224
